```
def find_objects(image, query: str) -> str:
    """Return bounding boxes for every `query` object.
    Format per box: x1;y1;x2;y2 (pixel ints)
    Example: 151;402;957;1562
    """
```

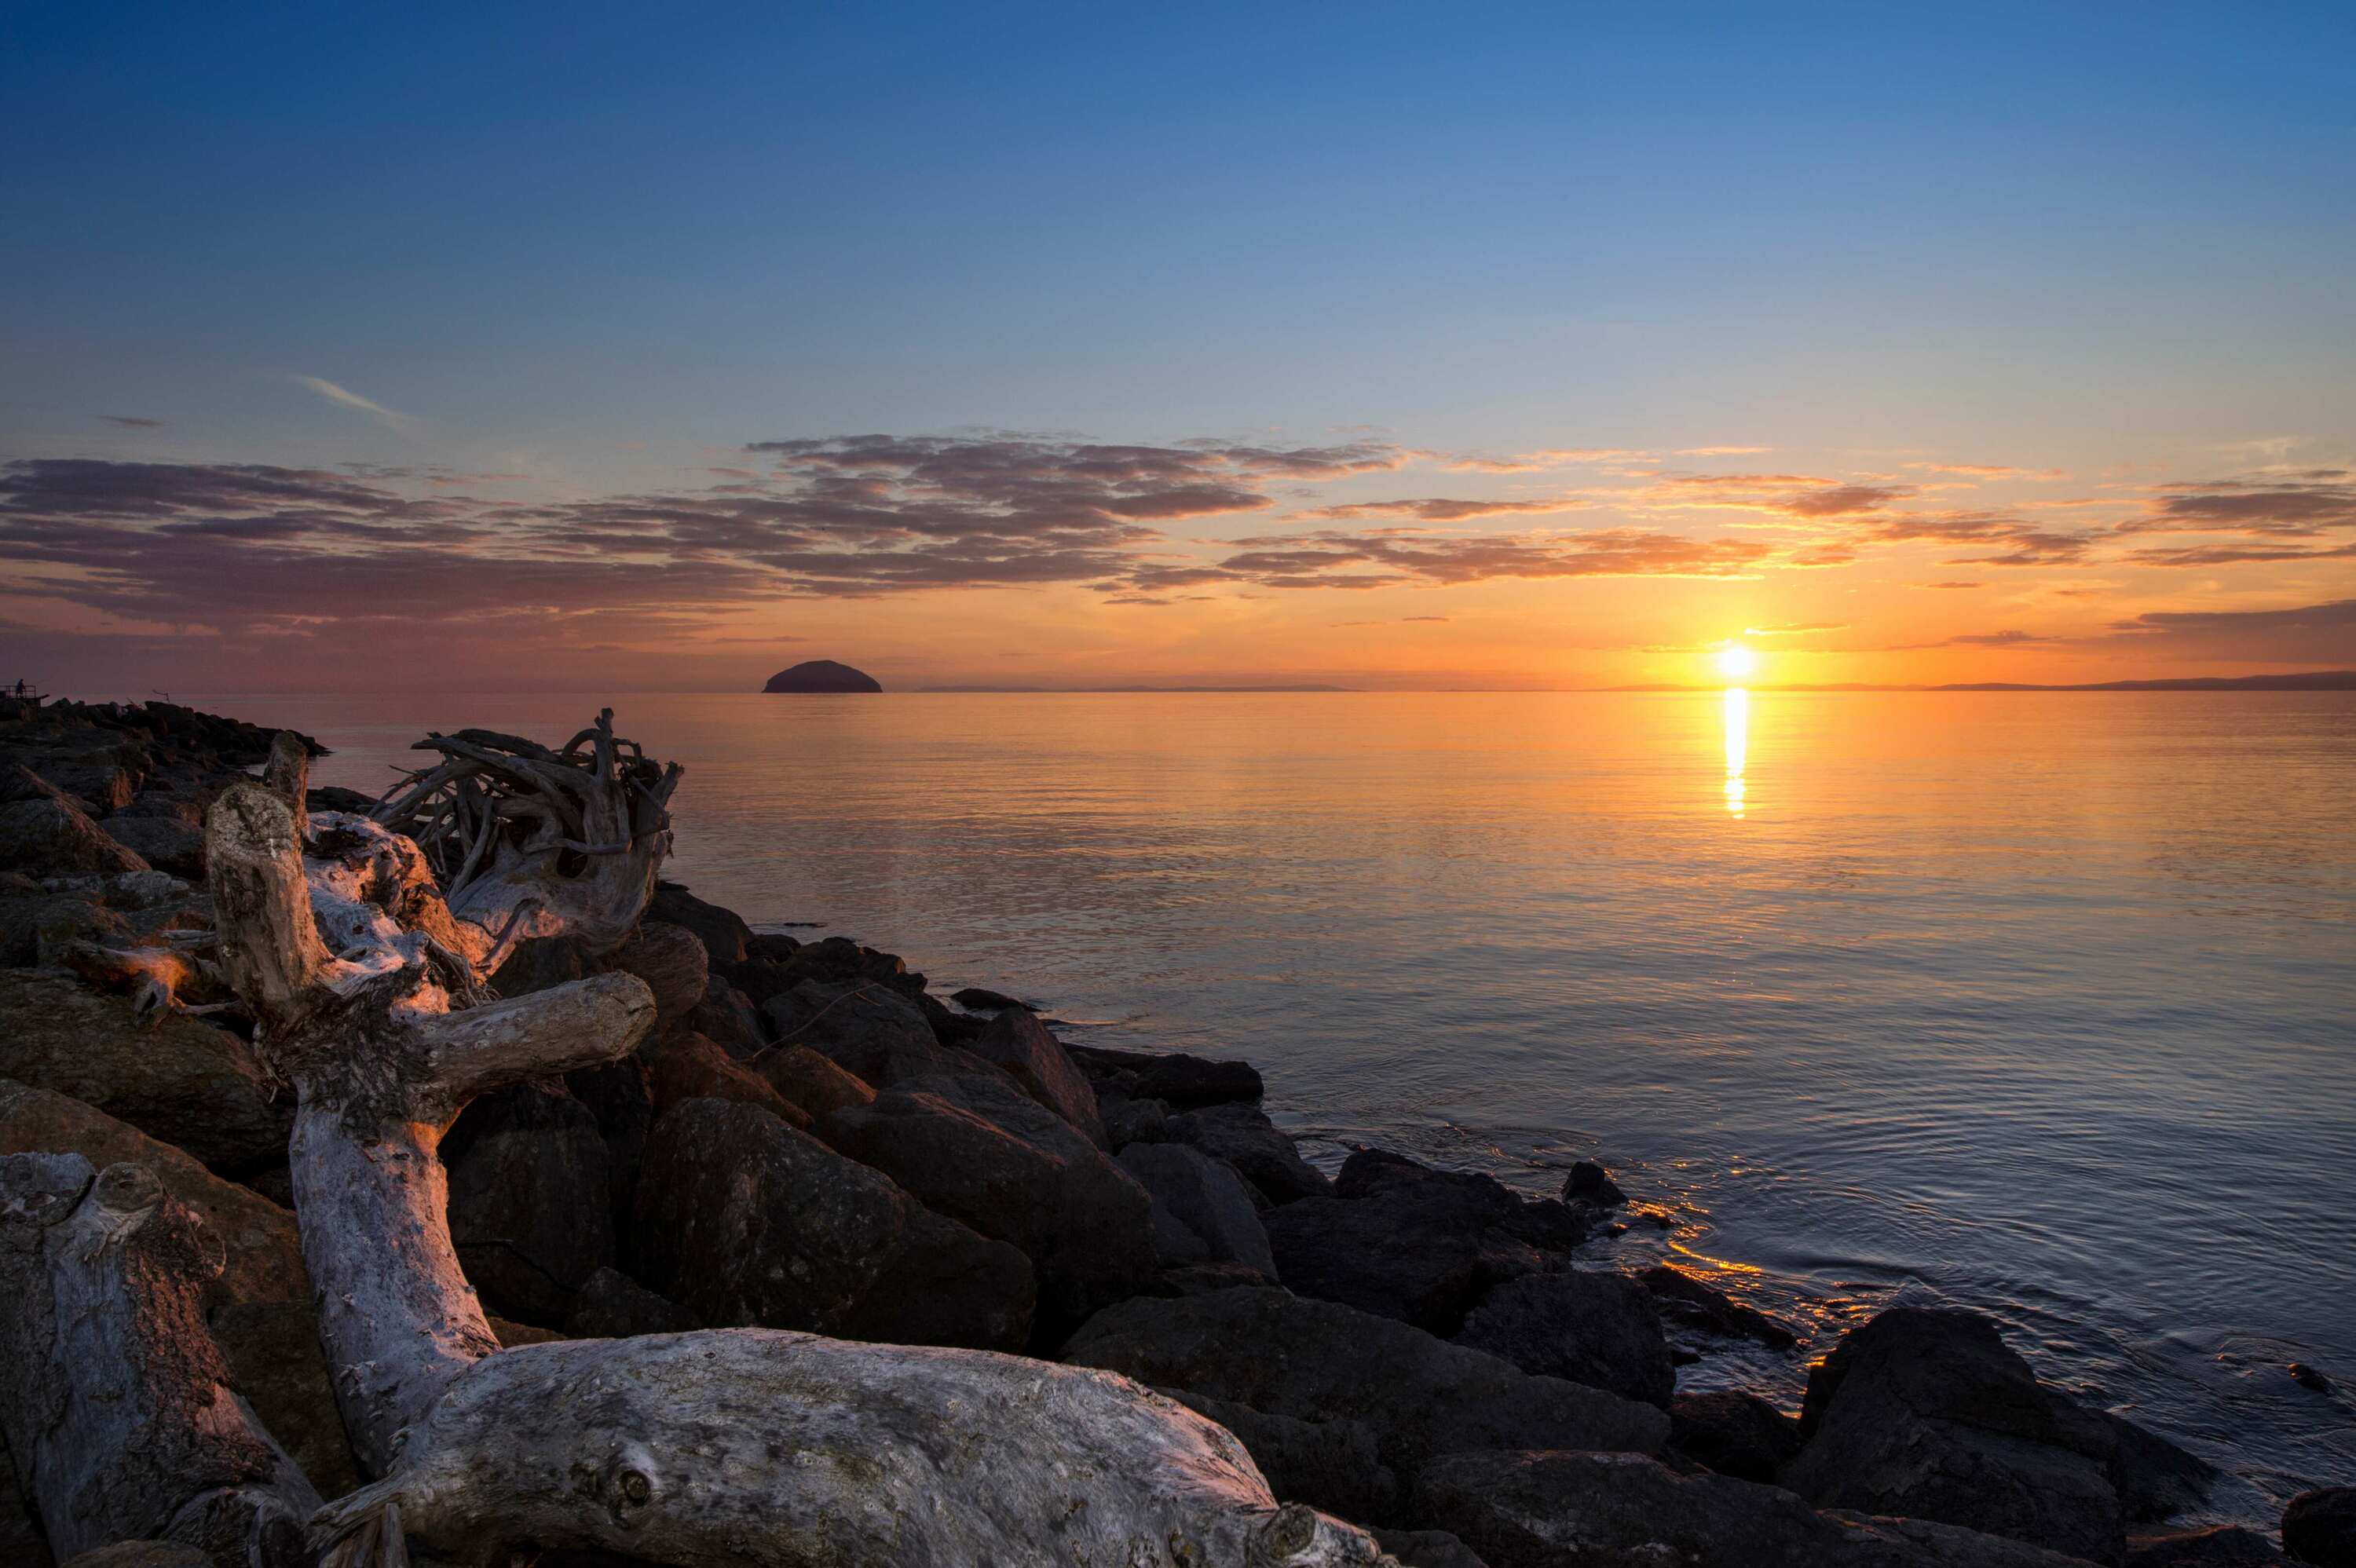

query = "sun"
1715;644;1758;682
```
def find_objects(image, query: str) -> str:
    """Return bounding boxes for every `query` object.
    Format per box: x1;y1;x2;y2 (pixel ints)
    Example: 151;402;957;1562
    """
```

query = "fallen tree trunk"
197;718;1390;1566
0;1153;319;1567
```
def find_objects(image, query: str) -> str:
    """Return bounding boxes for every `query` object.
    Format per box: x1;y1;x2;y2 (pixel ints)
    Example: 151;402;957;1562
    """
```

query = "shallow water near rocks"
216;688;2356;1525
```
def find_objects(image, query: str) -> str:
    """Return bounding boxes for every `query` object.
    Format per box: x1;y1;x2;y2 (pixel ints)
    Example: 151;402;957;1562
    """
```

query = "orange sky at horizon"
2;431;2352;695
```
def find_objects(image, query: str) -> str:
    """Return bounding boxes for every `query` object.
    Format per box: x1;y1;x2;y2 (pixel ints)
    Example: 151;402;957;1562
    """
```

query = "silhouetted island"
763;659;883;693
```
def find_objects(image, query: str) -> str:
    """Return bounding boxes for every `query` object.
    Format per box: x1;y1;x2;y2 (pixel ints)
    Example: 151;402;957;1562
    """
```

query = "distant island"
763;659;883;693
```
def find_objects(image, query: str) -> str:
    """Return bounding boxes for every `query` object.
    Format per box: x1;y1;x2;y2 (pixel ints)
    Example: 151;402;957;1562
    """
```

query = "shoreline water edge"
0;694;2348;1567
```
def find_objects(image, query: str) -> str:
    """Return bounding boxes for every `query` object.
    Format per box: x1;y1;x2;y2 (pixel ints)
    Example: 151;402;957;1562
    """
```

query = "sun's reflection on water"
1723;686;1747;817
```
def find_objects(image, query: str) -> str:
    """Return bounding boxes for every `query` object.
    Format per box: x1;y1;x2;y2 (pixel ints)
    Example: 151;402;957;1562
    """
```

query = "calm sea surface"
199;689;2356;1519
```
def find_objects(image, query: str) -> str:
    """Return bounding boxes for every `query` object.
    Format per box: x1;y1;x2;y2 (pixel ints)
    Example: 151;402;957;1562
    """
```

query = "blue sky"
3;3;2352;689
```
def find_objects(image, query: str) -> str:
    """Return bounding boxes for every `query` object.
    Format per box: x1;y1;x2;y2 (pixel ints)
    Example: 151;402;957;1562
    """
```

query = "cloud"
287;375;419;434
1911;580;1983;589
1842;511;2095;565
2099;598;2356;663
1904;463;2066;480
1438;448;1648;472
1636;473;1916;518
1880;627;2053;651
100;415;165;429
1674;446;1771;456
0;438;1776;646
1299;497;1584;522
1744;622;1847;636
2126;539;2356;568
1200;526;1769;587
2123;473;2356;537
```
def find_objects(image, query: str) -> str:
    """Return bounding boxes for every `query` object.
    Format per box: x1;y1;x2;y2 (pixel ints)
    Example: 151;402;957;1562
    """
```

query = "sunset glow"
1716;645;1759;683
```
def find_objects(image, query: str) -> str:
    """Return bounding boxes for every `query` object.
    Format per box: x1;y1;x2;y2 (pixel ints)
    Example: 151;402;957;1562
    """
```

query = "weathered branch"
0;1153;319;1567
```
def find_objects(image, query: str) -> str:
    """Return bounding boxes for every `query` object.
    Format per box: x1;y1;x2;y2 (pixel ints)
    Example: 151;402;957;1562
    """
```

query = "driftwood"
187;716;1390;1566
369;707;681;965
0;1153;318;1566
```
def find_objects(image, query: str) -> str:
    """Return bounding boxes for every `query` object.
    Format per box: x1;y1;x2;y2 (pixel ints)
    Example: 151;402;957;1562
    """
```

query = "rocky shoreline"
1;696;2347;1568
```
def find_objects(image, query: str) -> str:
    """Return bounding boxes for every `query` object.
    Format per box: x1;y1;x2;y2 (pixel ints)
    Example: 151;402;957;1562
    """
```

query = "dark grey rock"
1638;1263;1800;1348
564;1266;701;1338
1454;1269;1675;1407
443;1080;614;1325
1564;1159;1626;1206
1670;1388;1804;1483
646;881;752;968
684;974;764;1057
0;970;290;1175
1117;1142;1276;1277
1158;1102;1331;1204
2284;1486;2356;1567
205;1299;361;1499
635;1097;1032;1351
601;919;708;1030
821;1072;1156;1338
764;978;974;1087
1101;1091;1172;1150
92;815;203;877
1161;1388;1398;1526
1784;1307;2125;1566
1414;1448;2098;1568
950;986;1028;1011
964;1007;1107;1146
1059;1287;1668;1493
1370;1528;1490;1568
0;767;148;877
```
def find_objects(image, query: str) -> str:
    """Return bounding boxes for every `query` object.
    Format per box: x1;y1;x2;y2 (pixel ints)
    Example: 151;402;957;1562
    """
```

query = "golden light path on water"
1723;685;1747;817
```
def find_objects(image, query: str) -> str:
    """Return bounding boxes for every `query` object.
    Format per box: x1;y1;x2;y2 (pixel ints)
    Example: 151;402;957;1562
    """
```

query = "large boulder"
1069;1041;1265;1108
564;1266;701;1338
763;978;976;1086
1118;1142;1276;1278
93;815;203;878
755;1044;875;1121
1453;1270;1675;1408
1060;1288;1668;1498
820;1072;1157;1336
442;1080;615;1326
0;971;289;1175
2285;1487;2356;1566
1783;1307;2125;1566
1162;1387;1399;1526
1637;1263;1799;1348
1670;1388;1804;1483
644;1030;810;1128
646;881;752;968
685;975;764;1056
601;919;708;1029
1413;1449;2098;1568
0;1080;305;1309
205;1300;361;1500
1263;1154;1587;1336
1156;1102;1332;1204
0;767;148;877
964;1007;1107;1146
635;1097;1033;1351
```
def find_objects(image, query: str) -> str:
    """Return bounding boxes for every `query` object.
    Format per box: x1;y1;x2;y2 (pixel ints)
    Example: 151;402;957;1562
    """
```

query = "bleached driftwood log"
0;1153;320;1566
198;719;1388;1566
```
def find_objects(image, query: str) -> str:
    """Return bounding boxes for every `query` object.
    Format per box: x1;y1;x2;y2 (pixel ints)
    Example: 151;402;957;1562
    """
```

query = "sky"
3;2;2353;693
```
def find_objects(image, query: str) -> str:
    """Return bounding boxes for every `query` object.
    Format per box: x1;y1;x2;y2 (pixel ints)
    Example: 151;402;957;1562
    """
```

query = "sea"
192;688;2356;1523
